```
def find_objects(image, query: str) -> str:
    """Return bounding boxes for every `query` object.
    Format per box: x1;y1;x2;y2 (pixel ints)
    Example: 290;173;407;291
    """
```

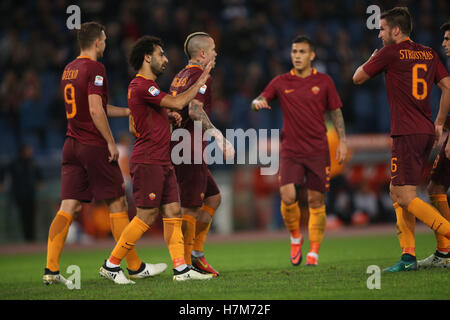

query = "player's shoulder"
312;70;335;84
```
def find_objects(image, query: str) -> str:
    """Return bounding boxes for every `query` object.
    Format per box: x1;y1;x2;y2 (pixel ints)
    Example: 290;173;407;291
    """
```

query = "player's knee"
136;208;159;226
60;199;82;217
427;181;446;196
204;193;221;210
106;196;128;213
307;193;325;209
280;191;297;206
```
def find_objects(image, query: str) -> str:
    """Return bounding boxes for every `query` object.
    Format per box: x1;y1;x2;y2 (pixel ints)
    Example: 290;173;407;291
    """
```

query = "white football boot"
417;252;450;268
128;262;168;279
173;266;214;281
99;263;135;284
43;268;72;286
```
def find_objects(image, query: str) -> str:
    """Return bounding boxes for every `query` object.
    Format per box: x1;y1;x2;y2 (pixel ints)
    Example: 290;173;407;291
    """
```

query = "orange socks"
193;205;216;253
308;205;326;253
429;194;450;252
281;201;301;239
46;211;73;272
163;218;186;269
181;214;196;265
109;216;149;265
109;212;143;271
407;197;450;239
393;203;416;256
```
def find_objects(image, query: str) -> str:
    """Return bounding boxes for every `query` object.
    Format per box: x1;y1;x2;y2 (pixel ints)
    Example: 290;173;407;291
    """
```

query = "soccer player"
99;35;214;284
418;21;450;268
353;7;450;272
251;35;348;266
43;22;167;286
169;32;234;276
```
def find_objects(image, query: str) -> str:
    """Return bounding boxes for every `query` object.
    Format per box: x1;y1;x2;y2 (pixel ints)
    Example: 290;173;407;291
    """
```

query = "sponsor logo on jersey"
284;89;294;94
148;86;160;96
199;84;207;94
311;86;320;94
94;75;104;86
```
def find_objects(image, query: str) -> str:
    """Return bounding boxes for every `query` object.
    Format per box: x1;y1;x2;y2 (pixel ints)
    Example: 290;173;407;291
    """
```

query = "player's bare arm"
88;94;118;162
353;49;378;85
189;98;235;159
329;108;348;164
434;77;450;144
188;99;216;132
251;96;271;111
160;61;213;111
106;104;130;118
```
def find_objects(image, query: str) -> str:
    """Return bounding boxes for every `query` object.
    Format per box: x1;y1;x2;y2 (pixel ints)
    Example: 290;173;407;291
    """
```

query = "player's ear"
144;54;152;64
310;51;316;62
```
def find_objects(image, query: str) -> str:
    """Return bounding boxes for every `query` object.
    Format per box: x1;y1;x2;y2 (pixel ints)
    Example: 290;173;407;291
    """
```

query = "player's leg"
280;183;303;266
419;140;450;268
100;206;159;284
162;202;213;281
106;196;167;278
43;199;82;285
181;207;199;265
191;192;221;276
44;138;89;285
419;181;450;268
305;189;326;266
303;155;330;266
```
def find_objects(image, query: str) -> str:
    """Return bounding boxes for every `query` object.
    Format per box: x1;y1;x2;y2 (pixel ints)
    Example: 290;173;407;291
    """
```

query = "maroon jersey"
363;38;449;136
61;56;109;147
260;68;342;158
128;74;169;165
169;64;212;160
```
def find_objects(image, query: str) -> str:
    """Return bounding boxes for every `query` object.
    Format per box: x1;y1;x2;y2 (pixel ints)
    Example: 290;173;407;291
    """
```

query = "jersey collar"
290;68;317;77
186;64;203;70
136;73;150;80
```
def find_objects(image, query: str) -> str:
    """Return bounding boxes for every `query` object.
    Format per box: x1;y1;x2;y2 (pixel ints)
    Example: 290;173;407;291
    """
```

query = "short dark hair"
184;32;211;59
440;22;450;33
129;36;164;71
292;35;315;51
380;7;413;36
77;22;105;50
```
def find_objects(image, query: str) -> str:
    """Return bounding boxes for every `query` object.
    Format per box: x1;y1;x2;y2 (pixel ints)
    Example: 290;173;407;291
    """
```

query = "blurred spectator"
0;145;43;242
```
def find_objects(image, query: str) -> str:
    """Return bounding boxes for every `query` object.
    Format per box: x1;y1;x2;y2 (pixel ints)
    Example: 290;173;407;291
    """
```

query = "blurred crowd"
0;0;449;241
1;0;449;157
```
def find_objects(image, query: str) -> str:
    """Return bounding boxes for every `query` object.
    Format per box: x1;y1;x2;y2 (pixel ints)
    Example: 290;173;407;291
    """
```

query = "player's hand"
129;115;138;137
445;138;450;159
434;124;444;148
168;111;182;127
336;140;348;164
107;142;119;162
251;98;271;111
216;135;235;161
198;61;213;85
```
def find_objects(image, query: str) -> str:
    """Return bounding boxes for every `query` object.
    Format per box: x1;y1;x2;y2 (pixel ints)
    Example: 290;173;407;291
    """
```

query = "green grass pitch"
0;231;448;300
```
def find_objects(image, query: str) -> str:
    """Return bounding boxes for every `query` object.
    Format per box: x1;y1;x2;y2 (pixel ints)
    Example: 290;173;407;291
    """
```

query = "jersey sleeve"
326;75;343;110
362;46;395;77
434;53;449;84
141;82;168;106
87;63;107;96
260;76;279;102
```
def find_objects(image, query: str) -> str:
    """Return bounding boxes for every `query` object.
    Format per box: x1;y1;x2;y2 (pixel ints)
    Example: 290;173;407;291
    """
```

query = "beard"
151;61;165;77
382;31;395;46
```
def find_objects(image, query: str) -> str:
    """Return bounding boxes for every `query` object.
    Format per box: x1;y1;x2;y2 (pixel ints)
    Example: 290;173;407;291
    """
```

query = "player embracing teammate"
353;7;450;272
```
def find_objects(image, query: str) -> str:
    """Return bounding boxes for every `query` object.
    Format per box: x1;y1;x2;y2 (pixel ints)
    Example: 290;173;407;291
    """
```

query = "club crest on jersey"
199;84;207;94
148;86;160;96
311;86;320;95
148;193;156;200
94;75;104;86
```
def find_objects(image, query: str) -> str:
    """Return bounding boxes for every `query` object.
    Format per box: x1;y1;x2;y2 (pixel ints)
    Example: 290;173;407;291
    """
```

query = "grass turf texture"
0;232;448;300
